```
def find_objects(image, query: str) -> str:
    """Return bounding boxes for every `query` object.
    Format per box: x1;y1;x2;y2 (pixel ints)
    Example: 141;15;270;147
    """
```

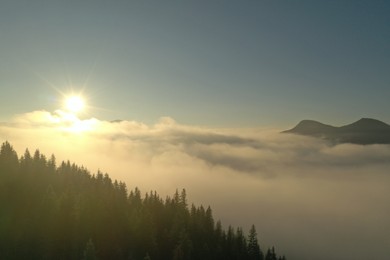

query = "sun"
65;96;85;113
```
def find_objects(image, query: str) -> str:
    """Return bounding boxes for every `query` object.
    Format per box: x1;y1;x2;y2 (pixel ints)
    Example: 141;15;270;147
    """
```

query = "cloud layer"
1;110;390;260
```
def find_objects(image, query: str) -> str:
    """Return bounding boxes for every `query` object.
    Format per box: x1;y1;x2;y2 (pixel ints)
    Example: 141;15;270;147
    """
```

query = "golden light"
56;92;99;133
65;96;85;113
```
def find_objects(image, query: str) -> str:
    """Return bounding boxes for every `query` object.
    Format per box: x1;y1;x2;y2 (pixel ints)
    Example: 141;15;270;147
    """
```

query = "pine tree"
179;189;187;208
48;154;56;172
83;239;97;260
248;224;263;260
0;141;19;174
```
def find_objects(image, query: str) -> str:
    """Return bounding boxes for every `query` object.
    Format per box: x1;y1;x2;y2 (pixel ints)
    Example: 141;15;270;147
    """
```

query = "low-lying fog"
1;110;389;260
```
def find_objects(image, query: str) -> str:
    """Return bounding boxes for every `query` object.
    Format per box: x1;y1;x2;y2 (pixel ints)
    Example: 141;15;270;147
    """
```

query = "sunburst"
65;96;85;113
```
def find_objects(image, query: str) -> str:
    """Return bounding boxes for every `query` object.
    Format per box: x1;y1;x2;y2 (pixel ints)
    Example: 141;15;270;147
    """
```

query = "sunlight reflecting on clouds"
12;110;99;133
54;110;98;133
64;117;99;133
2;110;390;260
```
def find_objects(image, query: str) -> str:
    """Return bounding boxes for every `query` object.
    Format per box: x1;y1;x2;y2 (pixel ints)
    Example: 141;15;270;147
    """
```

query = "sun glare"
57;93;98;133
65;96;85;113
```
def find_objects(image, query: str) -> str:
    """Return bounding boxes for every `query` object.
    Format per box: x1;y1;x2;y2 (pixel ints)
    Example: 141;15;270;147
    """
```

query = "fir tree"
248;224;263;260
83;239;98;260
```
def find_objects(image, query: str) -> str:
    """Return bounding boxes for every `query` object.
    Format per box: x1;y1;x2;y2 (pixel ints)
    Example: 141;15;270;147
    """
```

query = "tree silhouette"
248;224;264;260
0;141;286;260
83;239;98;260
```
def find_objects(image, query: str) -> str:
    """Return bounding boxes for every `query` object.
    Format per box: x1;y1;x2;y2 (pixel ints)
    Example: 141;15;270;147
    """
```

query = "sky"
1;1;390;259
1;0;389;127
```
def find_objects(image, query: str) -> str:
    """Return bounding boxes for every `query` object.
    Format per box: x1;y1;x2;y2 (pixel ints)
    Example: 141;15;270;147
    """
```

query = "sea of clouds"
1;110;390;260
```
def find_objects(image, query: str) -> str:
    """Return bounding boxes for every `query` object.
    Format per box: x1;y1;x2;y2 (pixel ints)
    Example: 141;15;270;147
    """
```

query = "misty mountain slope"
0;141;286;260
283;118;390;145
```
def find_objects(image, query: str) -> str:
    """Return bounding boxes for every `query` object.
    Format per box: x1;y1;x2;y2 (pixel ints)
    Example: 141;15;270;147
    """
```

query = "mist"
1;110;389;260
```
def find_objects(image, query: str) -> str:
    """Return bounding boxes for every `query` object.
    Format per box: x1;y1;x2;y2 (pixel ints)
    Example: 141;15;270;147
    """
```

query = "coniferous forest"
0;141;286;260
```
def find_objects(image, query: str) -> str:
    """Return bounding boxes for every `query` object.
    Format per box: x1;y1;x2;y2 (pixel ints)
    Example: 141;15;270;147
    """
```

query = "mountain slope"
283;118;390;144
0;141;286;260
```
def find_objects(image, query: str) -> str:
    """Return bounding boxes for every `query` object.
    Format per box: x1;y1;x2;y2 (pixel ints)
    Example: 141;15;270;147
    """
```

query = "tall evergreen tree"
0;141;19;174
248;224;263;260
83;239;98;260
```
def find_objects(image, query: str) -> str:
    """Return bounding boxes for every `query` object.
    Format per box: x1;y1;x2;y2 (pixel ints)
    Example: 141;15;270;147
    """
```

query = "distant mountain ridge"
283;118;390;144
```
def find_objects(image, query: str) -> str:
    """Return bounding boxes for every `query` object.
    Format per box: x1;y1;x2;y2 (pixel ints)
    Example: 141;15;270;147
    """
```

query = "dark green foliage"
265;247;276;260
0;142;286;259
83;239;98;260
248;224;264;260
265;246;286;260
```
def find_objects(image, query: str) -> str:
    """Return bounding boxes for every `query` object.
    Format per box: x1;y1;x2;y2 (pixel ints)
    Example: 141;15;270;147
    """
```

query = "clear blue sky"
1;0;389;127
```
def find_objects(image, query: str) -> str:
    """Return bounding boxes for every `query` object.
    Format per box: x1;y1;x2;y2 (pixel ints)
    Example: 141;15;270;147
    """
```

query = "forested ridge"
0;141;286;260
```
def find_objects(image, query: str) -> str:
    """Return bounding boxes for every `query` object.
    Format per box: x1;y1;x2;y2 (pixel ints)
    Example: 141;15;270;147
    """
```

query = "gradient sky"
1;0;389;127
1;2;390;259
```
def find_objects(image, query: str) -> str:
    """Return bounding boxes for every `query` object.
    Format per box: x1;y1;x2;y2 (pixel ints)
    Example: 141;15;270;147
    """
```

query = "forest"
0;141;286;260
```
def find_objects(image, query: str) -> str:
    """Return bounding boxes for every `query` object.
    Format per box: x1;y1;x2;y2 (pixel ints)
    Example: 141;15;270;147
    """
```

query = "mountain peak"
344;118;390;130
295;119;332;127
283;118;390;145
283;119;334;135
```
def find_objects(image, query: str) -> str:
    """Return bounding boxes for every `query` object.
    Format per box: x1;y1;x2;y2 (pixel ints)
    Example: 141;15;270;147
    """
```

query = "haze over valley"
1;113;390;259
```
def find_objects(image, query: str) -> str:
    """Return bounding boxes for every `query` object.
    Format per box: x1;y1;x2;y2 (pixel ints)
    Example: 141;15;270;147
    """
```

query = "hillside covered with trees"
0;141;286;260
